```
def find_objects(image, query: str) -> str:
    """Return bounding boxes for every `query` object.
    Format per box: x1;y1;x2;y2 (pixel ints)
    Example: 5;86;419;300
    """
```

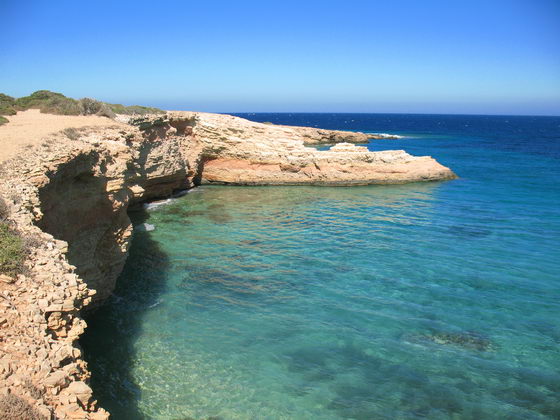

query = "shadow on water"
80;209;169;420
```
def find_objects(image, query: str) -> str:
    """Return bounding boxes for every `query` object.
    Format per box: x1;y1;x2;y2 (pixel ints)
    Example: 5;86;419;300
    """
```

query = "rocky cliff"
170;112;454;185
0;111;456;418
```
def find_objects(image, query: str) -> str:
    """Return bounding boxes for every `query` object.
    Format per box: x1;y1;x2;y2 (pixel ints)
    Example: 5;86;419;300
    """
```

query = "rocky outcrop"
0;111;456;418
168;112;455;185
270;123;402;143
275;124;371;144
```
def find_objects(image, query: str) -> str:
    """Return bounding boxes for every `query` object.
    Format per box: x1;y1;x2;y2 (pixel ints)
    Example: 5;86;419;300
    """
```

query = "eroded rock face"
35;147;134;304
0;162;107;418
0;111;456;418
171;112;456;185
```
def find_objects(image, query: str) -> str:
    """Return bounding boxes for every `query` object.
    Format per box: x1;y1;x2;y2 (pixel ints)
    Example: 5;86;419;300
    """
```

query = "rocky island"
0;92;456;419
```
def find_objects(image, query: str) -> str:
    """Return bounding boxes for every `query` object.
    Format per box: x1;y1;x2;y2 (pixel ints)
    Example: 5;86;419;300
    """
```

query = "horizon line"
217;110;560;118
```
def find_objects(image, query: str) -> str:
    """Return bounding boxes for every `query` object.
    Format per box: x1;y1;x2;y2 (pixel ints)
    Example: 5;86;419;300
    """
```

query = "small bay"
82;113;560;419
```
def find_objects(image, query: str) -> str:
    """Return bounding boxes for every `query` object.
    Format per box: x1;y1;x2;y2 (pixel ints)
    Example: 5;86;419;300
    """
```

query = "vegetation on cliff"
129;115;169;131
0;393;45;420
0;90;164;125
0;223;24;276
0;93;17;115
107;103;163;116
0;197;25;276
0;94;16;124
14;90;83;115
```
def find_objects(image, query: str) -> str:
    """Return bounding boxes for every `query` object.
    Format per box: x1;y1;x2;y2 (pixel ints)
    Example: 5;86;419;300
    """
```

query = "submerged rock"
136;223;155;232
448;224;491;239
424;331;495;351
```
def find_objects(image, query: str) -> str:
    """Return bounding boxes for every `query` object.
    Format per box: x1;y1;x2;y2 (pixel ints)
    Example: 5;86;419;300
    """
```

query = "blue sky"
2;0;559;115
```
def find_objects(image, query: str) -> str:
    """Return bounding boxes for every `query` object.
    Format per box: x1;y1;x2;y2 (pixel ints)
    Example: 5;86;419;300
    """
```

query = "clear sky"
2;0;559;115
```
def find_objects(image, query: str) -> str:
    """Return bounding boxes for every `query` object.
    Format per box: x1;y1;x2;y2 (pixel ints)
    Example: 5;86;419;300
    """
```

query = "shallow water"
82;114;560;419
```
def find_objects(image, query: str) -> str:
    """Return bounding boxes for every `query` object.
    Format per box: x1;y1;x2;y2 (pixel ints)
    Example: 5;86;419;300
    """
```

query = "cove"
80;114;560;419
82;183;559;419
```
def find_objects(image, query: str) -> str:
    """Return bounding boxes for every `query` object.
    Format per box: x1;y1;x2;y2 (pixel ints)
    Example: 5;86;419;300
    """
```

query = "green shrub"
0;93;16;115
0;223;24;276
0;116;8;126
108;103;164;115
0;90;164;118
15;90;81;115
124;104;164;115
0;196;8;220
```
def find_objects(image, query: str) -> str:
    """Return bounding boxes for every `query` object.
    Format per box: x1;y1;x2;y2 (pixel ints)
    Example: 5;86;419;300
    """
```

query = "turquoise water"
82;114;560;419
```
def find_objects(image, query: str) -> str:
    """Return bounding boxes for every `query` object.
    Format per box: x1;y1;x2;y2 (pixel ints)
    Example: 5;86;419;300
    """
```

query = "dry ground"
0;109;126;162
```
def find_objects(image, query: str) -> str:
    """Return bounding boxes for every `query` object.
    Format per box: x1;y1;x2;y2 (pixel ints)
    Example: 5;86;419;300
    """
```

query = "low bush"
0;394;45;420
78;98;116;118
108;103;164;115
23;379;44;400
62;127;80;140
129;116;168;131
0;196;8;220
0;93;17;115
79;97;103;115
0;222;24;276
96;103;116;118
0;116;8;126
15;90;81;115
0;90;164;118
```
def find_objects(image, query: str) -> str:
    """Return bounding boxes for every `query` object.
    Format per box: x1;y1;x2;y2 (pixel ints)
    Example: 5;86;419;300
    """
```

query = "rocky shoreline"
0;111;456;418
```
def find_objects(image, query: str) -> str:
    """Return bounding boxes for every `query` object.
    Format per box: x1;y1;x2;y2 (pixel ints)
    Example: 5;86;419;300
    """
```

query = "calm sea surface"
82;113;560;419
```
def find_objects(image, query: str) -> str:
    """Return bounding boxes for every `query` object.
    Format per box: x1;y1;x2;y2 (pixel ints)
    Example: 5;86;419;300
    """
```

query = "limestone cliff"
171;112;455;185
0;111;456;419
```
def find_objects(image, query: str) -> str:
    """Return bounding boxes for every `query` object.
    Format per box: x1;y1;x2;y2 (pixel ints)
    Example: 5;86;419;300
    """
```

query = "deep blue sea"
81;113;560;420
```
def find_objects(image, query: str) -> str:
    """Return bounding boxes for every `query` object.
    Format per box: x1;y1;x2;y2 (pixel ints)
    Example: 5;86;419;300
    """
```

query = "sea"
81;113;560;420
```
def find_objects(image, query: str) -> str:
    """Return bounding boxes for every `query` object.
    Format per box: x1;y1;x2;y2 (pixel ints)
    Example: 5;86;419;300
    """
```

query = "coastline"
0;110;456;418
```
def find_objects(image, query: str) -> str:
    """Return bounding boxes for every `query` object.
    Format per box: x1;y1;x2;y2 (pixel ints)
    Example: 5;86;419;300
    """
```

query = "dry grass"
0;394;46;420
62;127;81;140
23;379;44;400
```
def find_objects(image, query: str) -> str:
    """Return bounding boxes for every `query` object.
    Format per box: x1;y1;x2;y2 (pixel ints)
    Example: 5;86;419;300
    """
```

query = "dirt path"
0;109;126;162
